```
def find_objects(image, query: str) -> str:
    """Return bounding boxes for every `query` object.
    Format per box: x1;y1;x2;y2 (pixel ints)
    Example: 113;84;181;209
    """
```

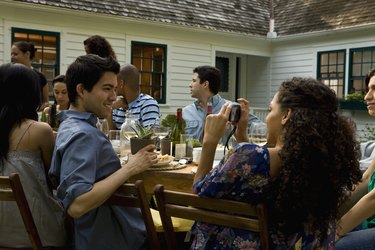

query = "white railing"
250;107;268;122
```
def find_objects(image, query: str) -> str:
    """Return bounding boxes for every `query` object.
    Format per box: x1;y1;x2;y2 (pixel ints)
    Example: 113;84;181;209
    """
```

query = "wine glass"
96;118;109;137
249;121;268;146
153;126;170;140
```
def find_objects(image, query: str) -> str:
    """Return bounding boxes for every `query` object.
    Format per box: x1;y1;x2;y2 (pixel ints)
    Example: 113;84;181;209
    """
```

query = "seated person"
49;55;158;250
0;63;66;247
192;78;362;249
335;68;375;249
183;65;259;143
109;64;160;129
43;74;69;115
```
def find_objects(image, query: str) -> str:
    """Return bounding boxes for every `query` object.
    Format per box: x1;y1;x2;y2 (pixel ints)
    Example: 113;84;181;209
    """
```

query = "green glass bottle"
171;108;183;157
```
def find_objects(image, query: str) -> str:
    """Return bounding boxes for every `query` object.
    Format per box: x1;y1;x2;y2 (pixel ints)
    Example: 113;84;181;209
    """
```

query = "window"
131;42;167;103
12;28;60;98
317;50;346;98
349;47;375;95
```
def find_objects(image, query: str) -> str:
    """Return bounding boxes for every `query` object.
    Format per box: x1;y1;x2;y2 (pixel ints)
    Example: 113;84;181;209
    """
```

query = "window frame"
131;41;167;104
11;27;60;99
348;46;375;95
316;49;346;99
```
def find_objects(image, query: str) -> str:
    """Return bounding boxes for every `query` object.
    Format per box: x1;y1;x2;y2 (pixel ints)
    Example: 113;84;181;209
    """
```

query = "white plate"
152;156;173;167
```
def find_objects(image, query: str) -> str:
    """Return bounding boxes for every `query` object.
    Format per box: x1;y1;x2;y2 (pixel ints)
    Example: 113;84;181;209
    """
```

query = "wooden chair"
0;173;43;250
154;184;270;250
105;180;161;250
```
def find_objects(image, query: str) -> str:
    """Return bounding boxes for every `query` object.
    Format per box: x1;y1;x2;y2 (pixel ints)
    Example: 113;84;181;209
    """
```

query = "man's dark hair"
193;65;221;94
66;54;120;105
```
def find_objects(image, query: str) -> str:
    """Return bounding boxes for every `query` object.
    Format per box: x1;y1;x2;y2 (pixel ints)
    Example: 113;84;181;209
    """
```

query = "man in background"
109;64;160;129
182;65;259;143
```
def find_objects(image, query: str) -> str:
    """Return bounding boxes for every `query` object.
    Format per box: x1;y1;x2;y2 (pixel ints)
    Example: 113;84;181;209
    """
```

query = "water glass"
249;122;268;146
108;130;121;154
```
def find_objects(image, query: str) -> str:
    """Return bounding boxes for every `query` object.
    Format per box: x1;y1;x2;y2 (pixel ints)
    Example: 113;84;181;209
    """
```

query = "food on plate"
159;154;170;162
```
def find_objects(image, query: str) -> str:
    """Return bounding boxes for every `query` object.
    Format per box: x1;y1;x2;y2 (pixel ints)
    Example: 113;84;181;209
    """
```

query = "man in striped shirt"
109;64;160;129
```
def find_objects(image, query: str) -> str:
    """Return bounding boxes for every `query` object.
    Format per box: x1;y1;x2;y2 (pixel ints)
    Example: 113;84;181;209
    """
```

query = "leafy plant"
160;114;186;139
344;92;365;102
131;123;155;139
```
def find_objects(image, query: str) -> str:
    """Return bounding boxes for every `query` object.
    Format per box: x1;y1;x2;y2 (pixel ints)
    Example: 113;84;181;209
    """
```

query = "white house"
1;0;375;139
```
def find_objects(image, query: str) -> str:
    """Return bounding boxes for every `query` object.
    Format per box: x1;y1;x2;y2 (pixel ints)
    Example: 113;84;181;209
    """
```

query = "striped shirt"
112;93;160;129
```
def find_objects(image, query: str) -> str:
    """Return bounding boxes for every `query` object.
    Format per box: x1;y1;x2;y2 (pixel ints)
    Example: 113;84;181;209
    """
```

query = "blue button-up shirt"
182;94;260;143
49;110;147;250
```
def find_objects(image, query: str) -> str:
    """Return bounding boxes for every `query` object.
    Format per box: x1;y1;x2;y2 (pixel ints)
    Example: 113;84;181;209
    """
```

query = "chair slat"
164;191;259;216
154;184;270;250
104;180;161;250
0;173;44;250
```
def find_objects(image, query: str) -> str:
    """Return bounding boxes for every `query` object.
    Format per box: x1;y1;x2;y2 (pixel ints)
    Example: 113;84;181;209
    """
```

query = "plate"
152;155;173;167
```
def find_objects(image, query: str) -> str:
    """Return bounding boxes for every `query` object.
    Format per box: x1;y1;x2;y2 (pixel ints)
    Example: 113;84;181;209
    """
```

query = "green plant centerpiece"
129;123;157;154
160;114;201;147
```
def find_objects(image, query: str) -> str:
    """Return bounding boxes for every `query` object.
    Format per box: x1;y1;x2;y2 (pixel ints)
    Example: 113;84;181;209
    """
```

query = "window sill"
339;100;367;110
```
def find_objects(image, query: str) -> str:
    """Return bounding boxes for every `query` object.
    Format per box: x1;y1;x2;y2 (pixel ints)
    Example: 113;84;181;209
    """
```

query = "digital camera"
229;102;241;122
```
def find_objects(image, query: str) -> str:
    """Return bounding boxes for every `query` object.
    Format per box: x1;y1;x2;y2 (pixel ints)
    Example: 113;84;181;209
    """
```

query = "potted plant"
339;92;367;110
130;123;157;154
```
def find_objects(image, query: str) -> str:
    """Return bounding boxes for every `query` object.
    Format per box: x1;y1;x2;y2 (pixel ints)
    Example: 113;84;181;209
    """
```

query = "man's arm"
68;145;157;218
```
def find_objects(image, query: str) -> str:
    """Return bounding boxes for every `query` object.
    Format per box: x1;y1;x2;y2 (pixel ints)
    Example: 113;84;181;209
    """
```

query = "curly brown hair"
268;77;362;244
83;35;117;60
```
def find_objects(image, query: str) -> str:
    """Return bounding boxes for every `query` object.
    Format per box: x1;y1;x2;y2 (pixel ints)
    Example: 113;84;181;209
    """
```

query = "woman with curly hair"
83;34;117;59
192;77;362;249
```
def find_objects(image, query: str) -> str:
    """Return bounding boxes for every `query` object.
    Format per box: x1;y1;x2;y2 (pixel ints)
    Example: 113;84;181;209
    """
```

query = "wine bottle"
49;104;58;131
171;108;183;157
40;111;47;123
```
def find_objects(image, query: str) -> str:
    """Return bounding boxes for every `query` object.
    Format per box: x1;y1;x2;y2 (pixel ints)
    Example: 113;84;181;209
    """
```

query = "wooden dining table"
128;163;197;195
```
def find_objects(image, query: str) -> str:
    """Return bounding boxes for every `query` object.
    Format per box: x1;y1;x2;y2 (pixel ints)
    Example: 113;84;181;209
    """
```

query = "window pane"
363;50;372;63
329;53;337;64
352;51;362;63
337;52;345;64
353;79;363;91
321;53;328;65
352;64;361;76
321;66;328;73
362;63;371;75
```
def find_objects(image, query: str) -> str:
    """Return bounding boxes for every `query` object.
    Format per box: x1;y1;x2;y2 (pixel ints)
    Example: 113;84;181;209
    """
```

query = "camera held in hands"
229;102;241;122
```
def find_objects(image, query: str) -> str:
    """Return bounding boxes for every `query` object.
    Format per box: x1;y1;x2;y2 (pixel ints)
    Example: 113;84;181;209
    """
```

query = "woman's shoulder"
29;121;54;139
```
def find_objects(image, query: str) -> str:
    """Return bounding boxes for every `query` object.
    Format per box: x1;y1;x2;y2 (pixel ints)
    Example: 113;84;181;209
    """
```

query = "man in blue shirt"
183;65;259;143
109;64;160;129
49;55;158;250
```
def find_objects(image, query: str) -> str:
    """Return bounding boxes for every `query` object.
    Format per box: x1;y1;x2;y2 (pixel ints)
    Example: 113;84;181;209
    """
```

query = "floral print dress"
191;143;320;250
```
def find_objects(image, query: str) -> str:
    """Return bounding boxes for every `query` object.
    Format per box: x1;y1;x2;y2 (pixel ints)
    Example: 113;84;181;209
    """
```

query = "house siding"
270;30;375;140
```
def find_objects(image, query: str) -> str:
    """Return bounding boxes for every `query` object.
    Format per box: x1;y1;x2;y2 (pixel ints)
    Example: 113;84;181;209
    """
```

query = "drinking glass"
97;118;109;137
154;126;170;140
249;122;268;146
108;130;121;155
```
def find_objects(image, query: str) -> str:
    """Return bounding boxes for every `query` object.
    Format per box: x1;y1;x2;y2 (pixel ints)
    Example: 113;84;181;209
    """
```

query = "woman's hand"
233;98;250;143
203;102;232;145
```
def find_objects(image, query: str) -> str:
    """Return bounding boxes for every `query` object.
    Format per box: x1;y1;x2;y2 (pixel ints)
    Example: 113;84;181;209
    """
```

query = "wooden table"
129;164;197;195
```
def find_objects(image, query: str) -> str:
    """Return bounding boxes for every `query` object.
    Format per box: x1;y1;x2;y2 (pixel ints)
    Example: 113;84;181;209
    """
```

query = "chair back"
154;184;270;250
0;173;43;250
105;180;160;250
